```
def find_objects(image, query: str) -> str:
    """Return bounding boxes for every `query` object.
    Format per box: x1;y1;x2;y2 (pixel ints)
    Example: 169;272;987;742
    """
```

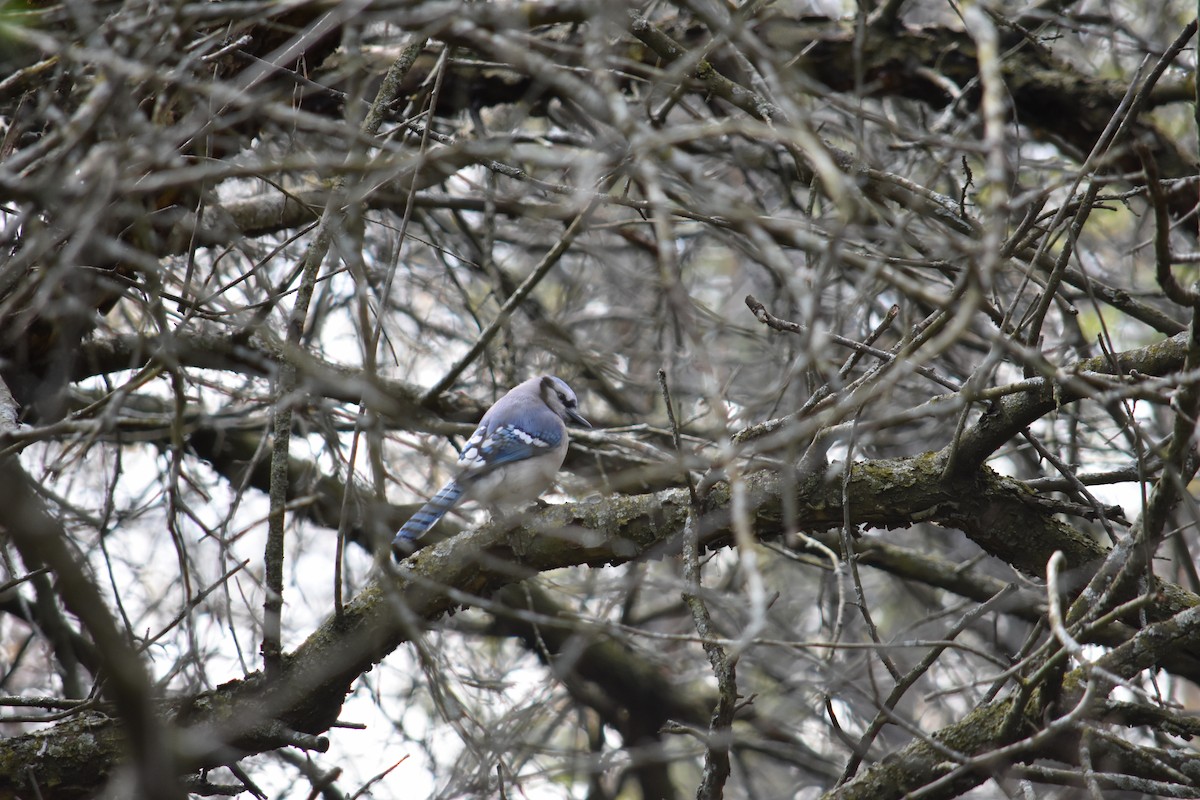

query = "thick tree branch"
7;449;1200;794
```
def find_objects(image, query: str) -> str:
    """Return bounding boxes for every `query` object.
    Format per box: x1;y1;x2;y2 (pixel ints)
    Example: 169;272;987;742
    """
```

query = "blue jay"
392;375;589;555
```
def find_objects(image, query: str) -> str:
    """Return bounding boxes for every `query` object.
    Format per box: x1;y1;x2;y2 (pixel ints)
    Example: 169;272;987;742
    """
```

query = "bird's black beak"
568;409;591;428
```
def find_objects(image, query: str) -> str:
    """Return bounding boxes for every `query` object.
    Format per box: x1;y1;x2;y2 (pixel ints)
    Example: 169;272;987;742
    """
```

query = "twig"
1139;142;1198;308
1018;20;1197;345
264;35;431;678
658;369;698;505
419;196;601;404
1020;429;1120;544
745;295;960;393
838;417;902;684
837;584;1018;784
1046;552;1142;698
662;369;735;800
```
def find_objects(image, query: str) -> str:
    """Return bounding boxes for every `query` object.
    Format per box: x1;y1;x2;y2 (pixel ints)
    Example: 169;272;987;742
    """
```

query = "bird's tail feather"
392;480;464;553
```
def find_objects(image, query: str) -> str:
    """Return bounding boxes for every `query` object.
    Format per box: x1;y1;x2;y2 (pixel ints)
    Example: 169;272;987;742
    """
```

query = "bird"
392;375;590;556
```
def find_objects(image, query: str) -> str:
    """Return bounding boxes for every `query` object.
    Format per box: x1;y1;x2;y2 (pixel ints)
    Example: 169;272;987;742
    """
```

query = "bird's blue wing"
458;420;562;477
